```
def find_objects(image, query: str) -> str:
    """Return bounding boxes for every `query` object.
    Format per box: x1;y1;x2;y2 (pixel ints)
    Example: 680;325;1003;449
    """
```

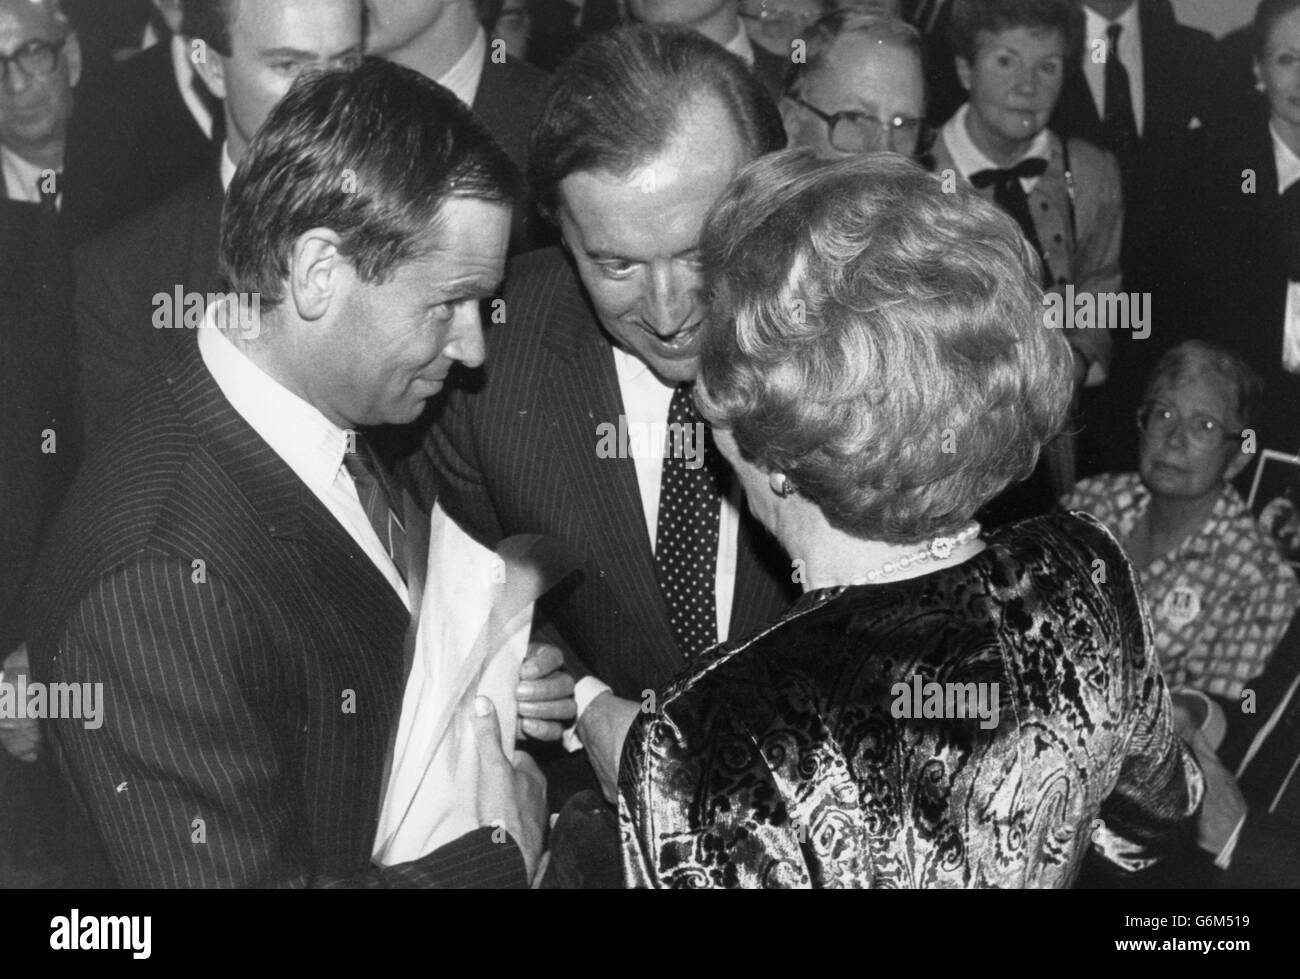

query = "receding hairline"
0;0;69;32
556;92;754;199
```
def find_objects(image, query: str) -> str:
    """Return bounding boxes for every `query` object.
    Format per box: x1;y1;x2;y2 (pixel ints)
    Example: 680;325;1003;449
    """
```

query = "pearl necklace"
854;522;982;584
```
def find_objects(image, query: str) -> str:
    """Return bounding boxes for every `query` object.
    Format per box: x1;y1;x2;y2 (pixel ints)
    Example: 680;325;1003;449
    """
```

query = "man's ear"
65;30;83;89
289;229;345;323
955;56;972;92
191;40;227;100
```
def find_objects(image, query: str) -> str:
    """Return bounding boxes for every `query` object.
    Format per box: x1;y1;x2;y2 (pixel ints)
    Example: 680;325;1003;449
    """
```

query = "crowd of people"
1;0;1298;888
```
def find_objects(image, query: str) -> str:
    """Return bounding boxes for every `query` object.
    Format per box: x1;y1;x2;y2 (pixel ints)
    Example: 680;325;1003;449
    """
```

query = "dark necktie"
36;173;59;216
1283;182;1300;282
1103;24;1139;167
654;385;725;659
342;434;409;585
970;158;1052;285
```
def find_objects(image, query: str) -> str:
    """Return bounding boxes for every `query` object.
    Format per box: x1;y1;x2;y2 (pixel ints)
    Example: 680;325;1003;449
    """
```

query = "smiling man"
28;59;553;888
424;27;795;854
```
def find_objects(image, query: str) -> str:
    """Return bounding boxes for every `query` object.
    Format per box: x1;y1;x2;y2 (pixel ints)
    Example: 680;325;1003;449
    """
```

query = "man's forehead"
0;0;61;40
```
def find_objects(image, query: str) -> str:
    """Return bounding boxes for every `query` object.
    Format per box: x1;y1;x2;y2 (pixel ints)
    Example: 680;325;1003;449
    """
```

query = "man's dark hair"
948;0;1085;67
221;58;522;310
528;24;786;221
180;0;236;56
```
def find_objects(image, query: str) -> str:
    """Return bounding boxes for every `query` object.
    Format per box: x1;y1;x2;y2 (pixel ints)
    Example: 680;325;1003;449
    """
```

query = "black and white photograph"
0;0;1294;954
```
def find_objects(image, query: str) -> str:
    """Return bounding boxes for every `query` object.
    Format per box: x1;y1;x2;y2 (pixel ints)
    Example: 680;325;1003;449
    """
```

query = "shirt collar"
0;145;47;203
942;103;1052;183
1273;123;1300;195
1084;2;1140;44
438;25;487;107
220;141;237;192
197;299;352;495
723;24;755;66
611;343;657;386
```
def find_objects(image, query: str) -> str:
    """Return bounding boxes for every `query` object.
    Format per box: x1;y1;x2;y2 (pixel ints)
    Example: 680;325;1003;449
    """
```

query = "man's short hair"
529;24;786;220
948;0;1085;67
1143;341;1264;435
783;11;925;97
180;0;236;56
221;58;521;311
697;150;1073;544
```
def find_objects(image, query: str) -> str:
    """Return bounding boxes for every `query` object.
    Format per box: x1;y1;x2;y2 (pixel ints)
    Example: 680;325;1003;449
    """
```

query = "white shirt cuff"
561;676;613;753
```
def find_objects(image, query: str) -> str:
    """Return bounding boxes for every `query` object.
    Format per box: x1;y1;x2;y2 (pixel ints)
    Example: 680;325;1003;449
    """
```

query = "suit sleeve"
74;242;148;443
43;560;526;888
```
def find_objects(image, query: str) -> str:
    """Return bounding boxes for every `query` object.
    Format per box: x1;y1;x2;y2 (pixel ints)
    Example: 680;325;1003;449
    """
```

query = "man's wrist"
561;677;613;753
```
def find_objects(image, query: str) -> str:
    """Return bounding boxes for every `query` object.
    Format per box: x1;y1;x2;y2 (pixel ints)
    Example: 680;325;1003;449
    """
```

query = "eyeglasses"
0;37;67;85
785;95;927;155
1136;403;1243;451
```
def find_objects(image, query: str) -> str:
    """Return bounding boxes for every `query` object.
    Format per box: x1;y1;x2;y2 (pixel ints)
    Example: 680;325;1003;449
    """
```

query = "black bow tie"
969;158;1048;189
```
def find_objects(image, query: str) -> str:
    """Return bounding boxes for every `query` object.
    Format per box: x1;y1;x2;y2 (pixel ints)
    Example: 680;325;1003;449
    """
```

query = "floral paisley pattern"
619;512;1205;888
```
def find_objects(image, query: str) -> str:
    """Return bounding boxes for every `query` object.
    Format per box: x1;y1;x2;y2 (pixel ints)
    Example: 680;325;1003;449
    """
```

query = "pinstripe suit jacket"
26;338;526;888
425;248;796;700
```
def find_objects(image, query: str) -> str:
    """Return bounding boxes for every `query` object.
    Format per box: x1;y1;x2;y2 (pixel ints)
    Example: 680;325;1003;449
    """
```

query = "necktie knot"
1107;22;1122;48
970;158;1048;190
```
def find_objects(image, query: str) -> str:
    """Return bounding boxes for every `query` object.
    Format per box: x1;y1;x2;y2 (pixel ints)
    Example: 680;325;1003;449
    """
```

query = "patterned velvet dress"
619;512;1205;888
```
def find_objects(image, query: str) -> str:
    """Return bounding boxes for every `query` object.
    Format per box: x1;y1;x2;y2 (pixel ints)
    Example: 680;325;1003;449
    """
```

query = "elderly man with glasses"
778;10;929;160
0;0;79;209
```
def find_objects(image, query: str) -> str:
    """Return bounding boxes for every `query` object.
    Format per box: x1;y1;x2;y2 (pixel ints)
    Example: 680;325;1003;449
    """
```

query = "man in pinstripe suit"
26;60;567;887
426;27;796;822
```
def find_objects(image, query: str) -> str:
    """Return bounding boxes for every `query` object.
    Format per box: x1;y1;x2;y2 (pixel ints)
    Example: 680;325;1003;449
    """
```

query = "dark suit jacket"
750;43;788;105
474;50;554;252
74;167;225;442
60;41;216;249
1167;99;1300;461
1049;0;1229;291
26;339;527;888
424;248;796;699
0;200;79;654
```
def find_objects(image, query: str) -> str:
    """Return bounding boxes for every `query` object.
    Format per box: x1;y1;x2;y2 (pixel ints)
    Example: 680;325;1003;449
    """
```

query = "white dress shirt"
172;34;218;141
571;346;742;718
723;23;756;66
1083;3;1144;138
941;103;1052;193
1;145;51;205
197;304;410;609
438;25;488;108
1273;124;1300;374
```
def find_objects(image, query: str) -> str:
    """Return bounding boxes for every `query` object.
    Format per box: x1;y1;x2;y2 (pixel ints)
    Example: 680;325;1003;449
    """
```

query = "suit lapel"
167;343;410;664
539;273;682;680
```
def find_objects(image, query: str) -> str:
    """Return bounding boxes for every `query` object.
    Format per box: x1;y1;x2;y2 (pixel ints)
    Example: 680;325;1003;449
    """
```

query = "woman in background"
618;151;1202;889
931;0;1122;523
1064;341;1300;730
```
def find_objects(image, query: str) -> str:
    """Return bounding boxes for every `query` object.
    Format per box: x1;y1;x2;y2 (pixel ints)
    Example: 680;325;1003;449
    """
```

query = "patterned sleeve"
618;690;811;889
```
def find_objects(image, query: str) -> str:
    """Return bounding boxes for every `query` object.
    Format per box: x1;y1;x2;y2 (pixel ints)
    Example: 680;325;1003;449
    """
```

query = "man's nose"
2;61;35;95
445;303;487;369
646;265;695;336
1012;68;1038;97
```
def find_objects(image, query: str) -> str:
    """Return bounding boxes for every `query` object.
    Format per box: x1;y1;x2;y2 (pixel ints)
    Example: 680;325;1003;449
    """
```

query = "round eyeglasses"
785;95;927;155
0;37;67;85
1136;403;1243;451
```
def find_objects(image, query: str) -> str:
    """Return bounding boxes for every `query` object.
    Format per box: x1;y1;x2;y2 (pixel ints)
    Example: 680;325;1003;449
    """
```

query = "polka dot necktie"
342;434;409;585
654;384;726;659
